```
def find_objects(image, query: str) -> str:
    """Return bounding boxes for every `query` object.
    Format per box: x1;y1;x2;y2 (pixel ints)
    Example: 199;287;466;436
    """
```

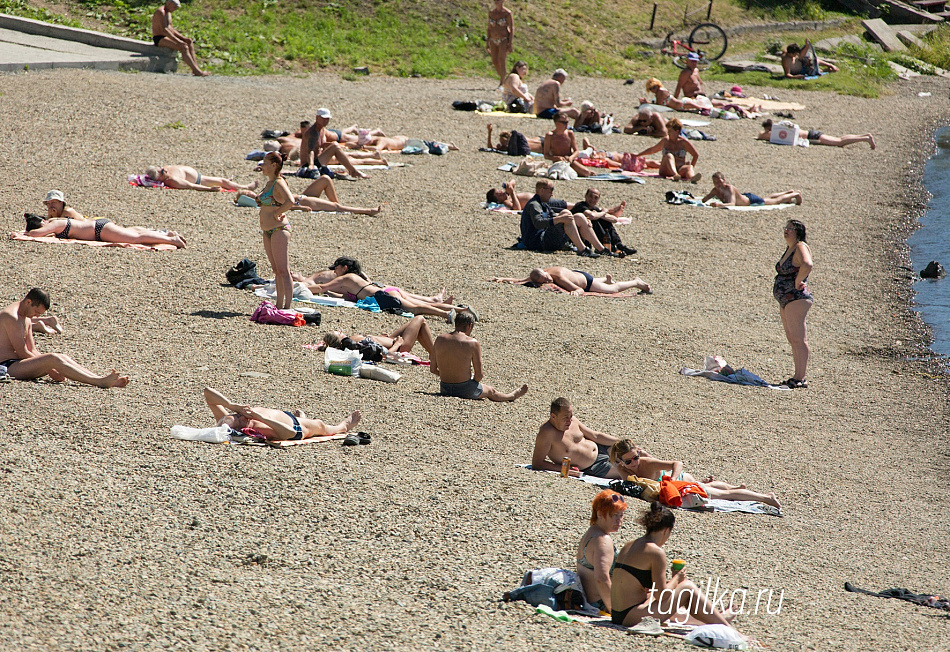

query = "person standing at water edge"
152;0;209;77
774;220;813;388
487;0;514;86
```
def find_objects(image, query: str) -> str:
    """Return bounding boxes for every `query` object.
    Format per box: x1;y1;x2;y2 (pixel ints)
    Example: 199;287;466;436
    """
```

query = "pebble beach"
1;68;949;651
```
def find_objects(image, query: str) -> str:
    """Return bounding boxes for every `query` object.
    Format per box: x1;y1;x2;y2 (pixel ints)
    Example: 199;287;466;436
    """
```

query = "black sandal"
785;378;808;389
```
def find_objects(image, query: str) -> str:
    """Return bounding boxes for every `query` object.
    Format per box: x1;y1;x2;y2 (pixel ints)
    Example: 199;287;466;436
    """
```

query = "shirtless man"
534;69;580;120
673;53;704;98
202;387;360;442
570;187;637;256
544;113;595;177
361;135;458;153
624;107;667;137
531;397;618;478
702;171;803;207
430;310;527;402
151;0;208;76
492;267;651;296
0;288;130;388
145;165;257;192
298;108;372;179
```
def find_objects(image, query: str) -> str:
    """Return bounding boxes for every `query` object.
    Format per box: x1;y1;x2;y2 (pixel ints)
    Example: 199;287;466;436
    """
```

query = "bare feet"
689;173;702;184
764;493;781;510
636;279;652;293
432;288;446;302
248;179;260;192
512;384;529;400
342;410;361;431
193;70;211;77
365;205;383;216
354;171;369;179
34;316;63;335
701;474;715;484
605;273;614;285
869;134;876;150
448;143;459;151
99;369;130;388
609;200;626;217
293;409;308;419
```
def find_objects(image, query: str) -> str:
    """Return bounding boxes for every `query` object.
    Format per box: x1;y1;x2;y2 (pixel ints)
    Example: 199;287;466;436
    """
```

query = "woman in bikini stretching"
635;118;701;182
639;78;710;113
487;0;514;86
24;190;187;248
303;258;464;320
612;502;738;628
202;387;360;442
257;152;312;309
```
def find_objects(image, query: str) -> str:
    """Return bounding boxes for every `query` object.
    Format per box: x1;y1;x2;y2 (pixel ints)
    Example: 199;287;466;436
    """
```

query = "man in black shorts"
531;397;619;478
152;0;208;77
519;179;614;258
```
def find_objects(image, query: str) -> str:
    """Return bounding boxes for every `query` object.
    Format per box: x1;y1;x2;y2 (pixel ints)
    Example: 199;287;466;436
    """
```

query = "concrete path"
0;13;176;73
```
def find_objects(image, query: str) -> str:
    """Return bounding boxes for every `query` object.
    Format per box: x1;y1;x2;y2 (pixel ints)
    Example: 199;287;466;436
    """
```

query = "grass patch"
158;120;186;129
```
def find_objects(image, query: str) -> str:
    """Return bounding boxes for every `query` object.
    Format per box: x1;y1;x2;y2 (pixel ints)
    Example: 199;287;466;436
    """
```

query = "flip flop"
357;431;371;445
342;432;360;446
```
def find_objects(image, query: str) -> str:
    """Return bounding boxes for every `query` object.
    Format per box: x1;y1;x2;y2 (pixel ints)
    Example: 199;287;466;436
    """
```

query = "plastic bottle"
560;457;571;477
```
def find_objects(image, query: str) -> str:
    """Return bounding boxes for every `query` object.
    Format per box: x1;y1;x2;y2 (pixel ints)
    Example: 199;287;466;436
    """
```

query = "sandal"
785;378;808;389
342;432;361;446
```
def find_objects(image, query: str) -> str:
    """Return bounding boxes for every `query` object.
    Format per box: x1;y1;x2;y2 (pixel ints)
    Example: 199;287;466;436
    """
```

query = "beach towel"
127;174;166;188
680;355;790;390
476;110;537;118
170;424;346;447
703;202;794;211
517;466;781;515
537;283;642;298
727;97;806;112
10;232;178;251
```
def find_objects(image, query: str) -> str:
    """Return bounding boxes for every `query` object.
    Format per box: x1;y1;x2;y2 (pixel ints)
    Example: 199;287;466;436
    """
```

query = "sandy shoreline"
1;68;949;651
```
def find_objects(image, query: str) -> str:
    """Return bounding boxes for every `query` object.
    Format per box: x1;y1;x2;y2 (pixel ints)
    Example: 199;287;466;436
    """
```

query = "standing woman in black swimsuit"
774;220;814;388
257;152;311;309
611;502;736;628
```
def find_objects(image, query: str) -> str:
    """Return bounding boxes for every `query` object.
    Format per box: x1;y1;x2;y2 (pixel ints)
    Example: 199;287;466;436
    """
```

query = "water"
908;125;950;358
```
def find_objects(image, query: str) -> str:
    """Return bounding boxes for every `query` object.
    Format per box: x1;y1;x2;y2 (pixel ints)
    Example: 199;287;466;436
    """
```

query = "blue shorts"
440;379;483;399
742;193;764;206
373;290;403;313
536;108;558;119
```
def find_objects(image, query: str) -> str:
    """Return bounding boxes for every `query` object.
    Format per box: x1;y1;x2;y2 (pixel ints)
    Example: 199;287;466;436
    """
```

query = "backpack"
226;259;258;286
506;130;531;156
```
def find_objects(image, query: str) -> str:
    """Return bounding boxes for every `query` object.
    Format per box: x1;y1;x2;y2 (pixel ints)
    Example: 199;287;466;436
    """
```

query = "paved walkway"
0;13;176;73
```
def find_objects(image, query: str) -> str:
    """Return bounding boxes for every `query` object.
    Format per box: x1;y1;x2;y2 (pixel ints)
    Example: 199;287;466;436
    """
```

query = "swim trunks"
1;358;21;370
373;290;404;313
580;453;613;478
152;35;164;46
573;270;594;292
806;129;822;141
328;128;342;141
440;379;484;400
537;108;558;120
282;411;303;441
742;193;764;206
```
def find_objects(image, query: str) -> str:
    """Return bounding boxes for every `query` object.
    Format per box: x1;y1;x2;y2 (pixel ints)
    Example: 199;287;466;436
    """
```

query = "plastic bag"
545;161;577;180
170;425;232;444
324;346;362;377
685;624;748;649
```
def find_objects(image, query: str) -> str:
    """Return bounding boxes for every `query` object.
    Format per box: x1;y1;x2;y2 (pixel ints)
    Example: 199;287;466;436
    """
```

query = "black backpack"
506;130;531;156
226;259;258;286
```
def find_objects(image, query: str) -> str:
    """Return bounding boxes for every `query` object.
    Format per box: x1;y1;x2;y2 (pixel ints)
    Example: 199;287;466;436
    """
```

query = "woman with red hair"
576;489;627;613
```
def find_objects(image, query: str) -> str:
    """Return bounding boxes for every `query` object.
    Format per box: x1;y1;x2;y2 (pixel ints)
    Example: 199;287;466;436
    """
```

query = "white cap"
43;190;65;204
167;0;181;6
553;68;568;78
316;108;332;119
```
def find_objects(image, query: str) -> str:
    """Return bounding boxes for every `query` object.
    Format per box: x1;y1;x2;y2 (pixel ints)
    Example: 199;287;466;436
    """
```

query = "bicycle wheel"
688;23;727;61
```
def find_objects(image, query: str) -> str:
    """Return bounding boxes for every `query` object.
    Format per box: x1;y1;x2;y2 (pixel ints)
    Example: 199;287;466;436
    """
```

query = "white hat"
553;68;568;78
43;190;65;204
316;108;332;119
167;0;181;7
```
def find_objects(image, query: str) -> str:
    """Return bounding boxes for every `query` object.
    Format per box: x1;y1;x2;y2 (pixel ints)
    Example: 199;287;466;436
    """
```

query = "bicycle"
661;22;728;70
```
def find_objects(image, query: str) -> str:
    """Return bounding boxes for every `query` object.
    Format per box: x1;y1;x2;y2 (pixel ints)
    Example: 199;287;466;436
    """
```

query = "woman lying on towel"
758;119;875;149
319;315;435;358
607;439;780;509
238;174;382;216
203;387;360;442
638;78;711;113
577;489;627;613
24;190;187;248
611;502;738;627
302;257;465;320
492;267;651;296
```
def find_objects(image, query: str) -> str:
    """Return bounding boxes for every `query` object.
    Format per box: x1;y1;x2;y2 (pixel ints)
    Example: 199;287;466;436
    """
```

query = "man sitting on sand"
151;0;208;77
534;69;580;119
491;267;651;296
430;310;528;402
570;187;637;256
702;171;803;207
299;108;375;179
145;165;257;192
0;288;130;388
202;387;360;442
624;107;667;137
673;53;705;99
544;113;598;178
531;397;618;478
520;179;615;258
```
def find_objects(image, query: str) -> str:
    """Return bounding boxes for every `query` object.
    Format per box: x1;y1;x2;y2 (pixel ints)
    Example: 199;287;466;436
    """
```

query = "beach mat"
10;232;178;251
538;283;642;298
727;96;806;111
476;110;537;118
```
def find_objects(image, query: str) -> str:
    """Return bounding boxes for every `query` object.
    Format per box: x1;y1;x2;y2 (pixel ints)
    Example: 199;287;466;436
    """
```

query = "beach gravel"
1;68;949;651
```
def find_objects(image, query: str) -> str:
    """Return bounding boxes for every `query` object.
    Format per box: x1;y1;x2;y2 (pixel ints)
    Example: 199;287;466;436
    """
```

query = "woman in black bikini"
611;502;736;628
257;152;312;309
576;490;627;613
304;259;464;320
23;190;187;248
774;219;814;388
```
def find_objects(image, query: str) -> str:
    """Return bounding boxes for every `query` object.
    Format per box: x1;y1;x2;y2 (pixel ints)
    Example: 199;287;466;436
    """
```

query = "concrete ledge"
0;12;177;72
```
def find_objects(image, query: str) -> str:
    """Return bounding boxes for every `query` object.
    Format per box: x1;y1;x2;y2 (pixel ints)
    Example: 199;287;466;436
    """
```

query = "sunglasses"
610;493;625;504
621;454;640;465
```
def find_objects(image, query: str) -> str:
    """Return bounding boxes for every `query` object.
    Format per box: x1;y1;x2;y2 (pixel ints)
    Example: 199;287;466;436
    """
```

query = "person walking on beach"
774;219;813;388
151;0;209;77
0;288;130;388
430;310;528;401
487;0;514;87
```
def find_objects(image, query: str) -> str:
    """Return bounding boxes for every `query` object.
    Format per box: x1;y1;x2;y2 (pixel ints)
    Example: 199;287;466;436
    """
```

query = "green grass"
0;0;907;96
